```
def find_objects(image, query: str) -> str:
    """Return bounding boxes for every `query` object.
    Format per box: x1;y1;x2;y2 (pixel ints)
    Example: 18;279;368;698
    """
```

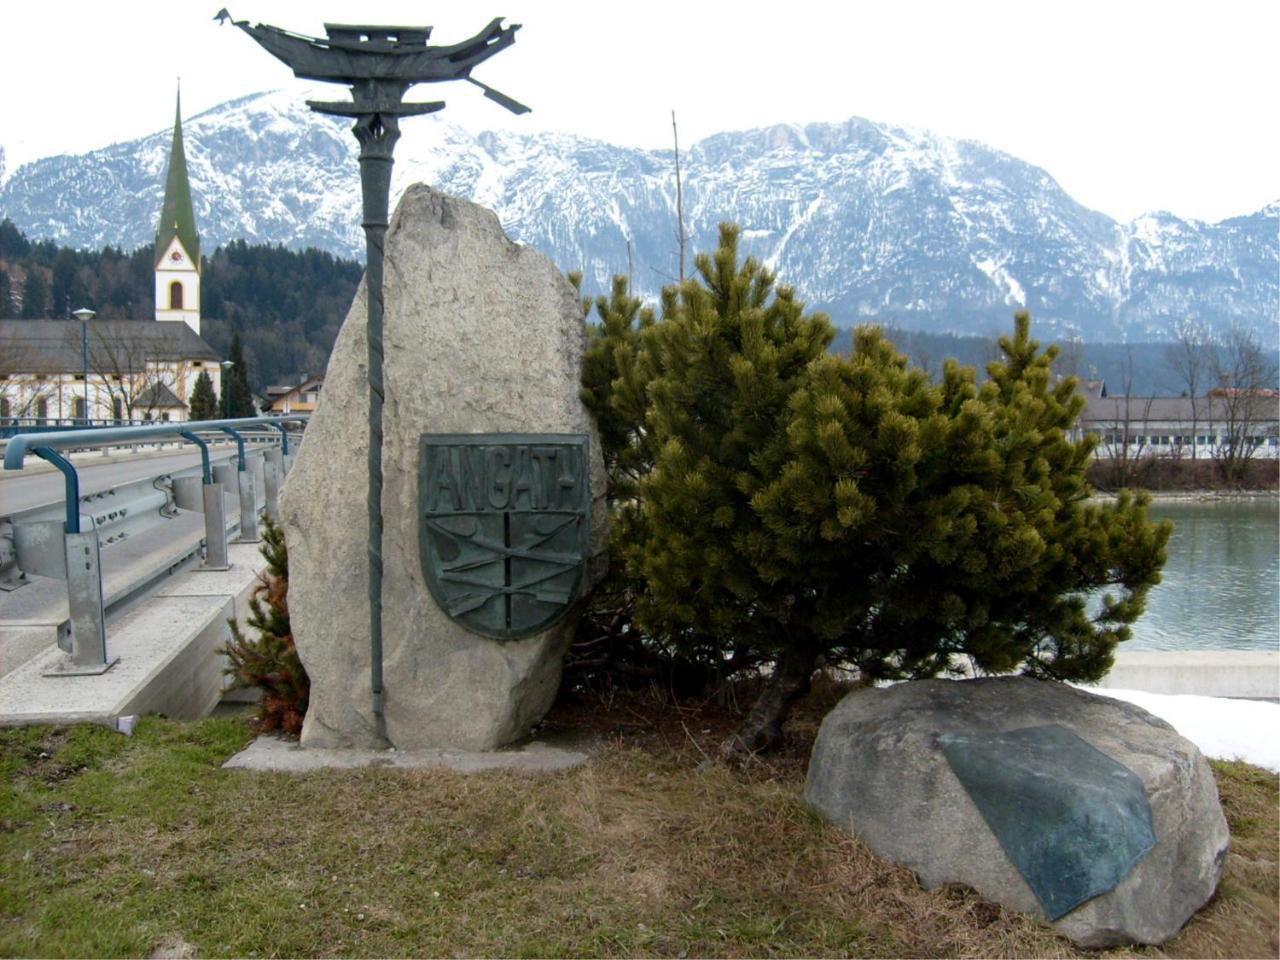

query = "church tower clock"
154;90;201;335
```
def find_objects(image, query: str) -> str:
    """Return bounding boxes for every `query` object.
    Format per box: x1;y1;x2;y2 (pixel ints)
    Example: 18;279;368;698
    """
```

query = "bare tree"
77;323;192;422
672;110;687;284
977;321;1005;369
904;329;938;381
1164;319;1211;460
1094;345;1156;488
1207;324;1279;483
1052;333;1084;382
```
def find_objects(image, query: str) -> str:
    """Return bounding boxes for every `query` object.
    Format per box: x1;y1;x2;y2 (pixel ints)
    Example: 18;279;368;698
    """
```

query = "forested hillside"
833;328;1273;396
199;240;362;390
0;219;361;390
4;219;1271;397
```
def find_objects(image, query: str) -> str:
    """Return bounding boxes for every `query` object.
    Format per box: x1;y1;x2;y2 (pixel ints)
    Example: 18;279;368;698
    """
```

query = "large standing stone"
279;185;606;752
804;677;1228;947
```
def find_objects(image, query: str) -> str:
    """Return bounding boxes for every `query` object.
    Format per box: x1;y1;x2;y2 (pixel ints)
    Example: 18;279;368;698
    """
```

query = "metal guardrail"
2;415;307;675
1;418;158;439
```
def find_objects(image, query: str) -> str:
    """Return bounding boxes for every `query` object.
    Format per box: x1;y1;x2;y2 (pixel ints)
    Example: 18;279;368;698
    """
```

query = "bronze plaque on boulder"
419;434;590;640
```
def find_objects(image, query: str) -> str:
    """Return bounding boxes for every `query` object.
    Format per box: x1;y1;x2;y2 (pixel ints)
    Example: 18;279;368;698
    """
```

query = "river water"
1125;499;1279;651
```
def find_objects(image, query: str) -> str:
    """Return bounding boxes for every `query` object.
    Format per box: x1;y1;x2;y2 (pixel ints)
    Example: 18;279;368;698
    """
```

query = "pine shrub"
221;514;309;735
580;224;1171;758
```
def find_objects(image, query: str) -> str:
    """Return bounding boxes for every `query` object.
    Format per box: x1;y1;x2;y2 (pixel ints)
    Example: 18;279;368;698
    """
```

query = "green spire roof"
155;89;200;270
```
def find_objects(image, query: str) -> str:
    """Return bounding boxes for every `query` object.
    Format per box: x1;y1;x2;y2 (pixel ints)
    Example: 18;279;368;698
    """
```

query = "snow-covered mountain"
2;88;1275;342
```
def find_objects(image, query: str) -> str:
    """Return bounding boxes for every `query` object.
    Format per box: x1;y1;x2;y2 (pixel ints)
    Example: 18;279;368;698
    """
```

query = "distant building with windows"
1075;380;1280;460
0;93;222;424
264;374;323;414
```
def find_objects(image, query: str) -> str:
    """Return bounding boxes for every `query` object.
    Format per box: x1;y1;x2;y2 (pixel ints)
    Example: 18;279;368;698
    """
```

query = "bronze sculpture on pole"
217;10;528;729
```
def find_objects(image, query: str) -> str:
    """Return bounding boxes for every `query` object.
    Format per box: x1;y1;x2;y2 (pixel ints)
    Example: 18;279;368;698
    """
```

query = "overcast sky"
1;0;1276;224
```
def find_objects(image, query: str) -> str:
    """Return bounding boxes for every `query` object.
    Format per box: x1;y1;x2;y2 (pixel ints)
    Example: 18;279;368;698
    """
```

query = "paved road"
0;446;240;515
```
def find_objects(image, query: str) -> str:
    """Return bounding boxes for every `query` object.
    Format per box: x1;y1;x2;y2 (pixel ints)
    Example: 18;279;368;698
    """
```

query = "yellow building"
264;374;323;414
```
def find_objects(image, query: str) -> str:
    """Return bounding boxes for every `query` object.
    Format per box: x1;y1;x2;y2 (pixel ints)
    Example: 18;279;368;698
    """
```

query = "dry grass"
0;683;1275;958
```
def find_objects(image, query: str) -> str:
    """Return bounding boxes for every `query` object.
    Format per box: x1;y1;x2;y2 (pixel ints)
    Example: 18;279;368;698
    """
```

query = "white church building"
0;95;222;424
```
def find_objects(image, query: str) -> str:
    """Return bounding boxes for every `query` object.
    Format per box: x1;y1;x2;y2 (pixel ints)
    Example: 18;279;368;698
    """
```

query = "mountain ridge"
2;88;1275;342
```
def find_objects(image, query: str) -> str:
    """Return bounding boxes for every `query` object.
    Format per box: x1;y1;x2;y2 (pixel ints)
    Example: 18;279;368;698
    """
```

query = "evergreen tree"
0;218;30;259
188;369;218;420
0;268;12;318
50;249;78;317
19;271;48;318
580;274;657;507
605;226;1170;758
224;332;255;417
221;515;309;735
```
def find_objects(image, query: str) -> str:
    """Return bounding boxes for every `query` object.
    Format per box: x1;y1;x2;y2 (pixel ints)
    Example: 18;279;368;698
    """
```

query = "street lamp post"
71;308;95;425
221;11;528;727
220;360;235;418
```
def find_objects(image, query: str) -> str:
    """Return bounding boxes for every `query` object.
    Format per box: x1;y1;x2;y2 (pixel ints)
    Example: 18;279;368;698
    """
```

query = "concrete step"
0;542;265;728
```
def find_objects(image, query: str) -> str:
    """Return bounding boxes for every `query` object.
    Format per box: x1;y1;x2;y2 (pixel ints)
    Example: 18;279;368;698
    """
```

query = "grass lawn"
1;688;1275;959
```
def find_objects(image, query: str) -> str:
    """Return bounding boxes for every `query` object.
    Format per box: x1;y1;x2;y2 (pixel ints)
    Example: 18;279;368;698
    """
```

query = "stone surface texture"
804;677;1229;947
280;185;606;752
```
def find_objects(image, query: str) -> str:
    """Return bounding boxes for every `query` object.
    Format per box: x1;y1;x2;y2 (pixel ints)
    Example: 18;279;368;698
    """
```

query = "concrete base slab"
0;624;58;679
153;542;264;636
223;731;595;775
0;595;231;726
0;542;265;727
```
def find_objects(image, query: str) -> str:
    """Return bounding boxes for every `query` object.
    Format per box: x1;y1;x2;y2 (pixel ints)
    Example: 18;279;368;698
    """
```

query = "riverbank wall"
1093;650;1279;701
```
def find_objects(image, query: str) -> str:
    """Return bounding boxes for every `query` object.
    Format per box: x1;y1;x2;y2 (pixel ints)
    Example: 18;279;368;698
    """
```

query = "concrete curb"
223;731;596;774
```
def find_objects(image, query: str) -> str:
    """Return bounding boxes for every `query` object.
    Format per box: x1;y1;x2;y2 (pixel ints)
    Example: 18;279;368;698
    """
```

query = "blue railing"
4;416;307;533
2;415;307;672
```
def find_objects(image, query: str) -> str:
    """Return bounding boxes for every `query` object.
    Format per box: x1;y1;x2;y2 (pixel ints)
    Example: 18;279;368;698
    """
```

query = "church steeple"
154;87;202;334
155;88;200;269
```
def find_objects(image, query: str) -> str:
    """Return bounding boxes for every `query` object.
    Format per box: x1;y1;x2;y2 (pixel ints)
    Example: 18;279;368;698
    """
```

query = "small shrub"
221;514;309;735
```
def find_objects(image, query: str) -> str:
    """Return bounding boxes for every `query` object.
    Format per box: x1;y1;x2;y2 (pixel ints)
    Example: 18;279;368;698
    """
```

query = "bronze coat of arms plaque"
419;433;590;640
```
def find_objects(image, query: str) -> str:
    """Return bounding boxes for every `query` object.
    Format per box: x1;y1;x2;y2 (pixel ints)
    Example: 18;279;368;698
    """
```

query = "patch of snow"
1128;213;1171;246
764;196;822;272
973;256;1026;306
937;134;964;191
1077;686;1280;772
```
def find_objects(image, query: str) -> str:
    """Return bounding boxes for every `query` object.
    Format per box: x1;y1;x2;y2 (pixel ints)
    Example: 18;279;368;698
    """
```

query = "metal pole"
32;448;81;534
216;426;247;471
72;308;97;424
263;446;283;522
2;416;309;470
220;11;528;731
181;430;229;569
82;320;89;425
353;104;400;721
217;426;257;542
178;430;213;485
30;446;116;674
